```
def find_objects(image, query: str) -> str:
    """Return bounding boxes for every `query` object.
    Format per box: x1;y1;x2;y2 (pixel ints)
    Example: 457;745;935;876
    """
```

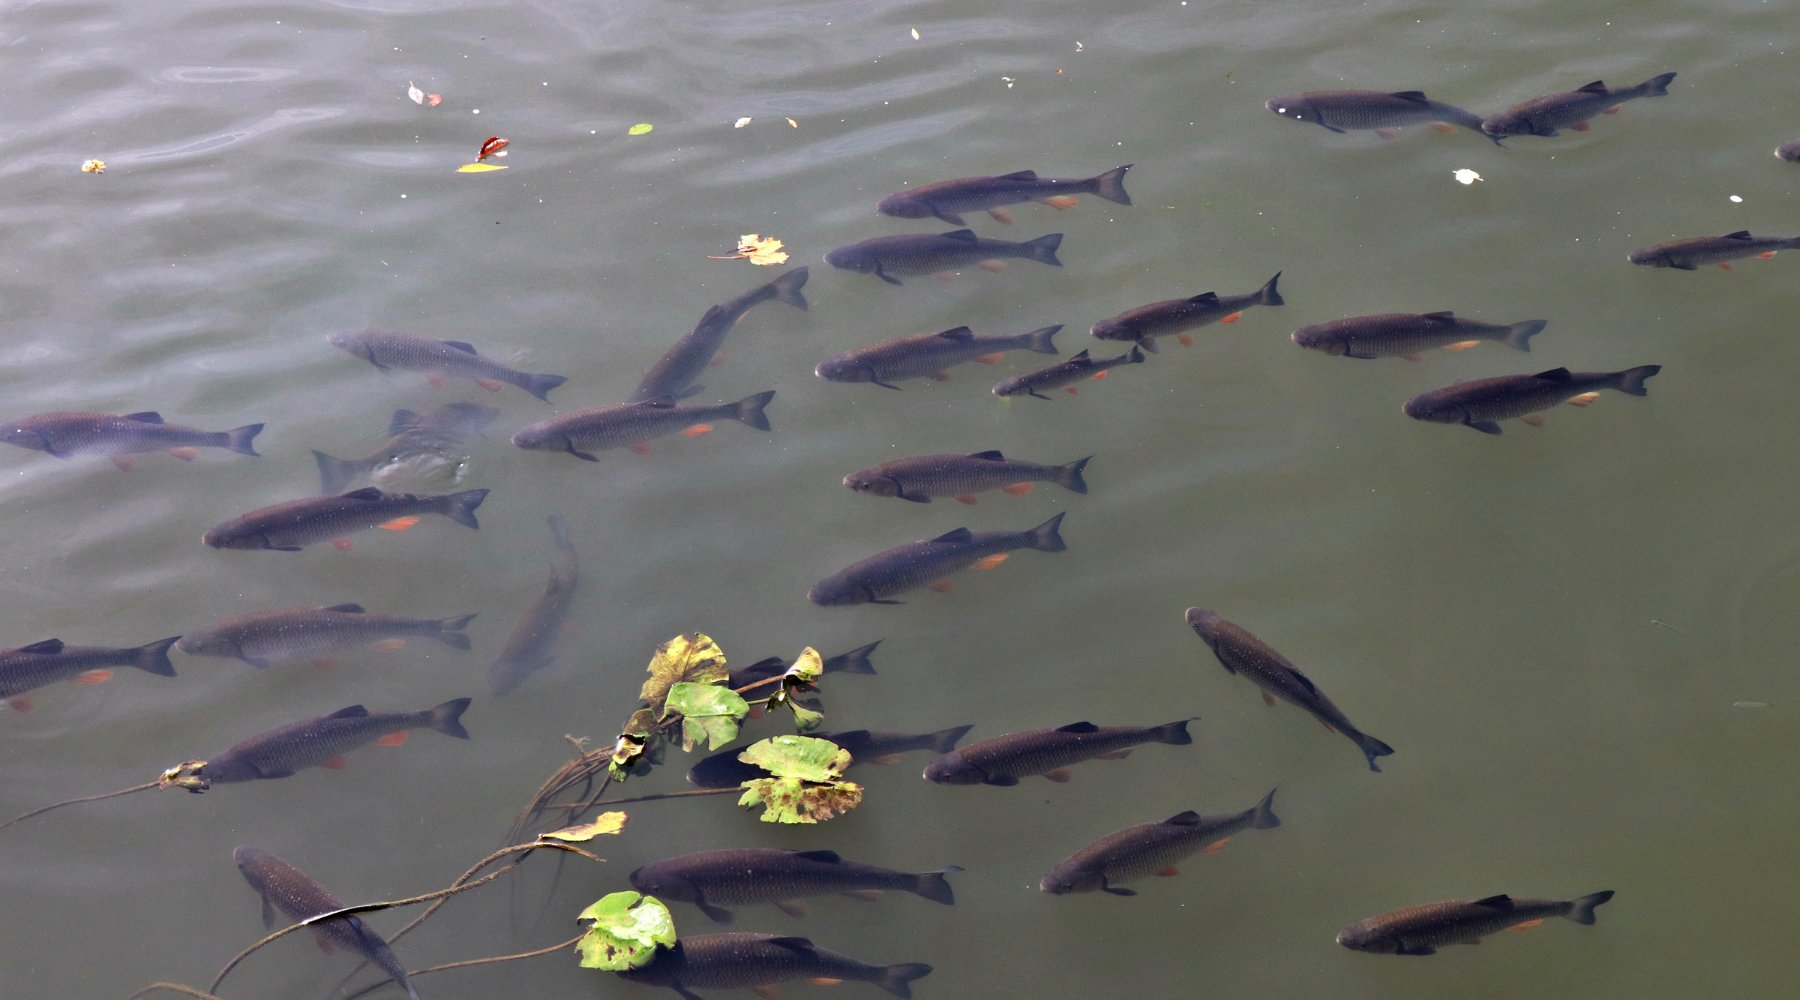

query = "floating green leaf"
628;123;653;135
540;811;627;842
740;735;849;781
665;682;750;751
738;776;863;824
638;634;727;715
762;647;824;730
575;891;676;970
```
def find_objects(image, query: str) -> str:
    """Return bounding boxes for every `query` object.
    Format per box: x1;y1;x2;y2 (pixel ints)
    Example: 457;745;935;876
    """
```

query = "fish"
487;513;579;695
175;604;476;669
1291;313;1544;359
1264;90;1498;144
1777;139;1800;163
922;719;1194;786
511;392;774;461
1402;365;1661;435
992;347;1143;399
808;513;1066;606
0;411;262;470
824;230;1062;285
328;330;567;401
1482;73;1676;138
726;641;882;703
630;848;961;925
1184;609;1393;771
815;326;1061;389
877;166;1132;225
843;451;1090;503
0;637;178;713
1089;273;1284;352
1040;789;1280;896
202;487;488;551
203;699;472;782
630;269;810;403
311;403;500;494
1337;891;1616;955
1628;231;1800;270
232;846;422;1000
686;725;972;789
615;933;931;1000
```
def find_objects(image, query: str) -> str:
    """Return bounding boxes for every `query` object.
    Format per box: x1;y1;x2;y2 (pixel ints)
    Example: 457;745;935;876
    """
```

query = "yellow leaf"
786;118;798;128
628;123;653;135
457;163;508;172
540;811;628;842
735;234;789;266
81;159;105;174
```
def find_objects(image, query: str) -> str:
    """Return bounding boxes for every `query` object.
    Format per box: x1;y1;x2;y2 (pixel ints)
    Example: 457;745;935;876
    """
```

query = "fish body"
617;933;931;1000
0;637;178;710
1185;609;1392;771
727;641;882;702
1628;231;1800;270
1090;273;1284;351
825;230;1062;285
1041;789;1280;895
0;411;261;465
511;392;773;461
815;326;1060;388
877;166;1132;225
487;513;579;695
1337;891;1615;955
176;604;475;668
202;487;488;550
1403;365;1661;434
204;699;472;782
311;403;500;494
630;269;809;403
1777;139;1800;162
1265;90;1494;142
993;347;1143;398
1291;313;1543;359
1482;73;1676;137
328;331;567;401
687;725;971;789
844;451;1090;502
808;513;1066;606
923;718;1193;786
630;848;960;924
232;846;421;1000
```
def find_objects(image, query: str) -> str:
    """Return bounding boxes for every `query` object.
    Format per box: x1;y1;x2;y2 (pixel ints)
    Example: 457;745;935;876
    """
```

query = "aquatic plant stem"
337;935;584;1000
125;985;227;1000
0;781;156;831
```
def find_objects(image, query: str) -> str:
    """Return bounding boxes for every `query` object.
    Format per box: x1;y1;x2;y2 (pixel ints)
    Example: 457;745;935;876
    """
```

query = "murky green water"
4;0;1799;997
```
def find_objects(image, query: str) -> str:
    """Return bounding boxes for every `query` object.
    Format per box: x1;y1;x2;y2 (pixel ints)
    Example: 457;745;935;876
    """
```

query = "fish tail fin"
426;697;473;739
1025;324;1062;354
224;423;264;456
910;867;961;905
1257;271;1284;307
1354;732;1395;771
1565;890;1615;925
365;940;422;1000
770;266;810;310
434;613;477;649
1502;320;1546;352
442;488;490;529
1155;717;1197;745
1641;71;1676;96
1089;164;1132;205
927;724;975;753
1026;511;1067;552
546;511;579;576
875;964;933;999
311;450;367;494
1250;787;1281;829
822;640;880;675
133;637;181;677
524;373;568;402
731;390;777;431
1024;233;1063;267
1612;365;1661;396
1055;455;1091;494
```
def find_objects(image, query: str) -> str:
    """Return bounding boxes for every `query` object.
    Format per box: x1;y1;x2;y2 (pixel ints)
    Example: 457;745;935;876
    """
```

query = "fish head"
1401;392;1463;424
813;356;870;383
1039;865;1101;895
510;424;569;454
842;469;900;497
1266;94;1319;124
991;378;1026;397
1290;328;1347;355
1626;247;1673;267
824;246;878;274
1480;113;1527;137
1087;319;1137;343
174;628;241;660
1335;920;1400;953
232;846;277;888
326;331;374;360
922;751;984;784
0;422;48;452
1183;608;1225;650
202;519;268;550
625;863;694;902
807;575;869;607
877;193;934;219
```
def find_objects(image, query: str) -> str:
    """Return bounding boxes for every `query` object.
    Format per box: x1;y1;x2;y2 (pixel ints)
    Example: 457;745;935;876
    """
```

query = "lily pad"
740;735;848;781
665;681;750;751
541;811;627;842
738;776;864;824
575;891;676;970
638;634;727;715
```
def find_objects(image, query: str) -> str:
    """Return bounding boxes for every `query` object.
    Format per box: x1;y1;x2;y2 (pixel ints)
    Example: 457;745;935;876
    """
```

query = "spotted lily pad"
575;891;676;970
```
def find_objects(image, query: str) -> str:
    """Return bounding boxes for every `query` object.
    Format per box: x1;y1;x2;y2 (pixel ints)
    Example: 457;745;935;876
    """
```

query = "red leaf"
478;136;510;160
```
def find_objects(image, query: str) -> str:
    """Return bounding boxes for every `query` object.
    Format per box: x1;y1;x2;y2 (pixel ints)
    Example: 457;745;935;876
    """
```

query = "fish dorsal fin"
1056;721;1099;734
1533;367;1573;382
1188;292;1220;304
792;850;842;863
997;170;1039;180
123;412;164;424
935;327;974;341
1473;894;1514;908
328;705;371;719
1723;230;1754;240
636;396;678;409
1285;666;1320;695
18;639;64;655
941;229;979;242
741;656;785;672
929;527;974;544
1421;311;1456;321
440;340;478;354
1577;80;1608;93
764;937;815;952
1389;90;1429;102
1164;810;1203;825
1069;349;1092;362
387;410;421;434
341;486;385;500
321;603;366;614
968;450;1005;460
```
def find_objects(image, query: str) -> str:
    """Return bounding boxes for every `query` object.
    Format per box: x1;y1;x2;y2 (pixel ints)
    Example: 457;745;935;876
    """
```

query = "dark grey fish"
0;411;261;469
1628;231;1800;270
0;637;178;713
630;848;960;925
686;725;971;789
1482;73;1676;137
808;513;1066;606
923;719;1193;786
328;330;567;401
203;699;471;782
311;403;500;494
1291;313;1543;360
878;166;1132;225
616;933;931;1000
511;392;773;461
487;513;579;696
1777;139;1800;163
175;604;475;669
1089;273;1284;352
727;641;881;703
1185;608;1393;771
630;269;809;404
1402;365;1661;434
992;347;1143;399
202;487;488;551
815;325;1060;388
844;451;1089;503
825;230;1062;285
233;846;421;1000
1338;891;1615;955
1265;90;1497;144
1040;789;1280;896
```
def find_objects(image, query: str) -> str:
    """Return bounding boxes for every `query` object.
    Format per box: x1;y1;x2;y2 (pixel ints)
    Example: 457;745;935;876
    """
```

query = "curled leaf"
81;159;105;174
408;82;424;105
761;647;822;729
609;708;662;781
738;777;863;824
541;811;628;842
478;136;509;160
158;760;210;793
456;163;508;172
428;94;442;107
575;891;677;970
639;633;728;715
629;123;653;135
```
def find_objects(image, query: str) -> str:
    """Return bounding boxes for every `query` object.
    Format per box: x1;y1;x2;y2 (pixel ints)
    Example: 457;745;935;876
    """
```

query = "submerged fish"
1040;789;1280;896
1482;73;1676;137
727;641;882;703
1265;90;1496;143
0;411;261;470
1337;891;1616;955
203;487;488;551
233;846;421;1000
843;451;1090;503
0;637;178;714
992;347;1143;399
1778;139;1800;163
687;725;971;789
487;513;579;696
1292;313;1544;360
1185;609;1392;771
616;933;931;1000
808;513;1066;606
176;604;475;669
923;719;1194;786
328;331;567;401
825;230;1062;285
631;848;960;925
1089;273;1284;352
815;326;1061;389
630;269;810;404
877;166;1132;226
1628;231;1800;270
512;392;773;461
1402;365;1661;435
312;403;500;494
203;699;472;782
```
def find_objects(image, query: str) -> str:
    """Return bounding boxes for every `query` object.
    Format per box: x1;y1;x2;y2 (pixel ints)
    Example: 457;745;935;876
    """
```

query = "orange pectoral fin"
323;756;348;770
1443;340;1480;351
929;370;951;381
1520;414;1546;428
1603;103;1622;114
1375;128;1398;140
955;494;978;505
7;696;33;713
1219;312;1242;324
1571;121;1590;131
809;978;843;986
473;378;504;391
330;537;355;551
1566;392;1600;407
1065;387;1078;395
74;670;113;684
1759;251;1778;258
1719;263;1733;270
1040;196;1078;209
378;516;420;531
376;731;409;746
974;353;1006;364
368;638;407;652
681;424;714;437
1176;334;1193;347
1319;719;1337;733
709;352;729;367
628;442;651;455
426;374;446;388
1202;838;1229;855
1091;371;1107;379
986;208;1015;224
110;455;135;471
1156;866;1180;877
977;261;1007;273
168;447;200;461
1401;353;1423;363
1509;919;1543;931
972;554;1009;569
1429;122;1458;133
927;579;955;593
1043;768;1073;783
1000;483;1033;496
1261;690;1278;707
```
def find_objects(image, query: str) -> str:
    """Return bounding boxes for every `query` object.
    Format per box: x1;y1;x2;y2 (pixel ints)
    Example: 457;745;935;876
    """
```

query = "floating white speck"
1075;41;1084;51
911;28;919;39
1734;701;1767;708
1730;194;1743;202
735;117;752;128
1453;169;1482;185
